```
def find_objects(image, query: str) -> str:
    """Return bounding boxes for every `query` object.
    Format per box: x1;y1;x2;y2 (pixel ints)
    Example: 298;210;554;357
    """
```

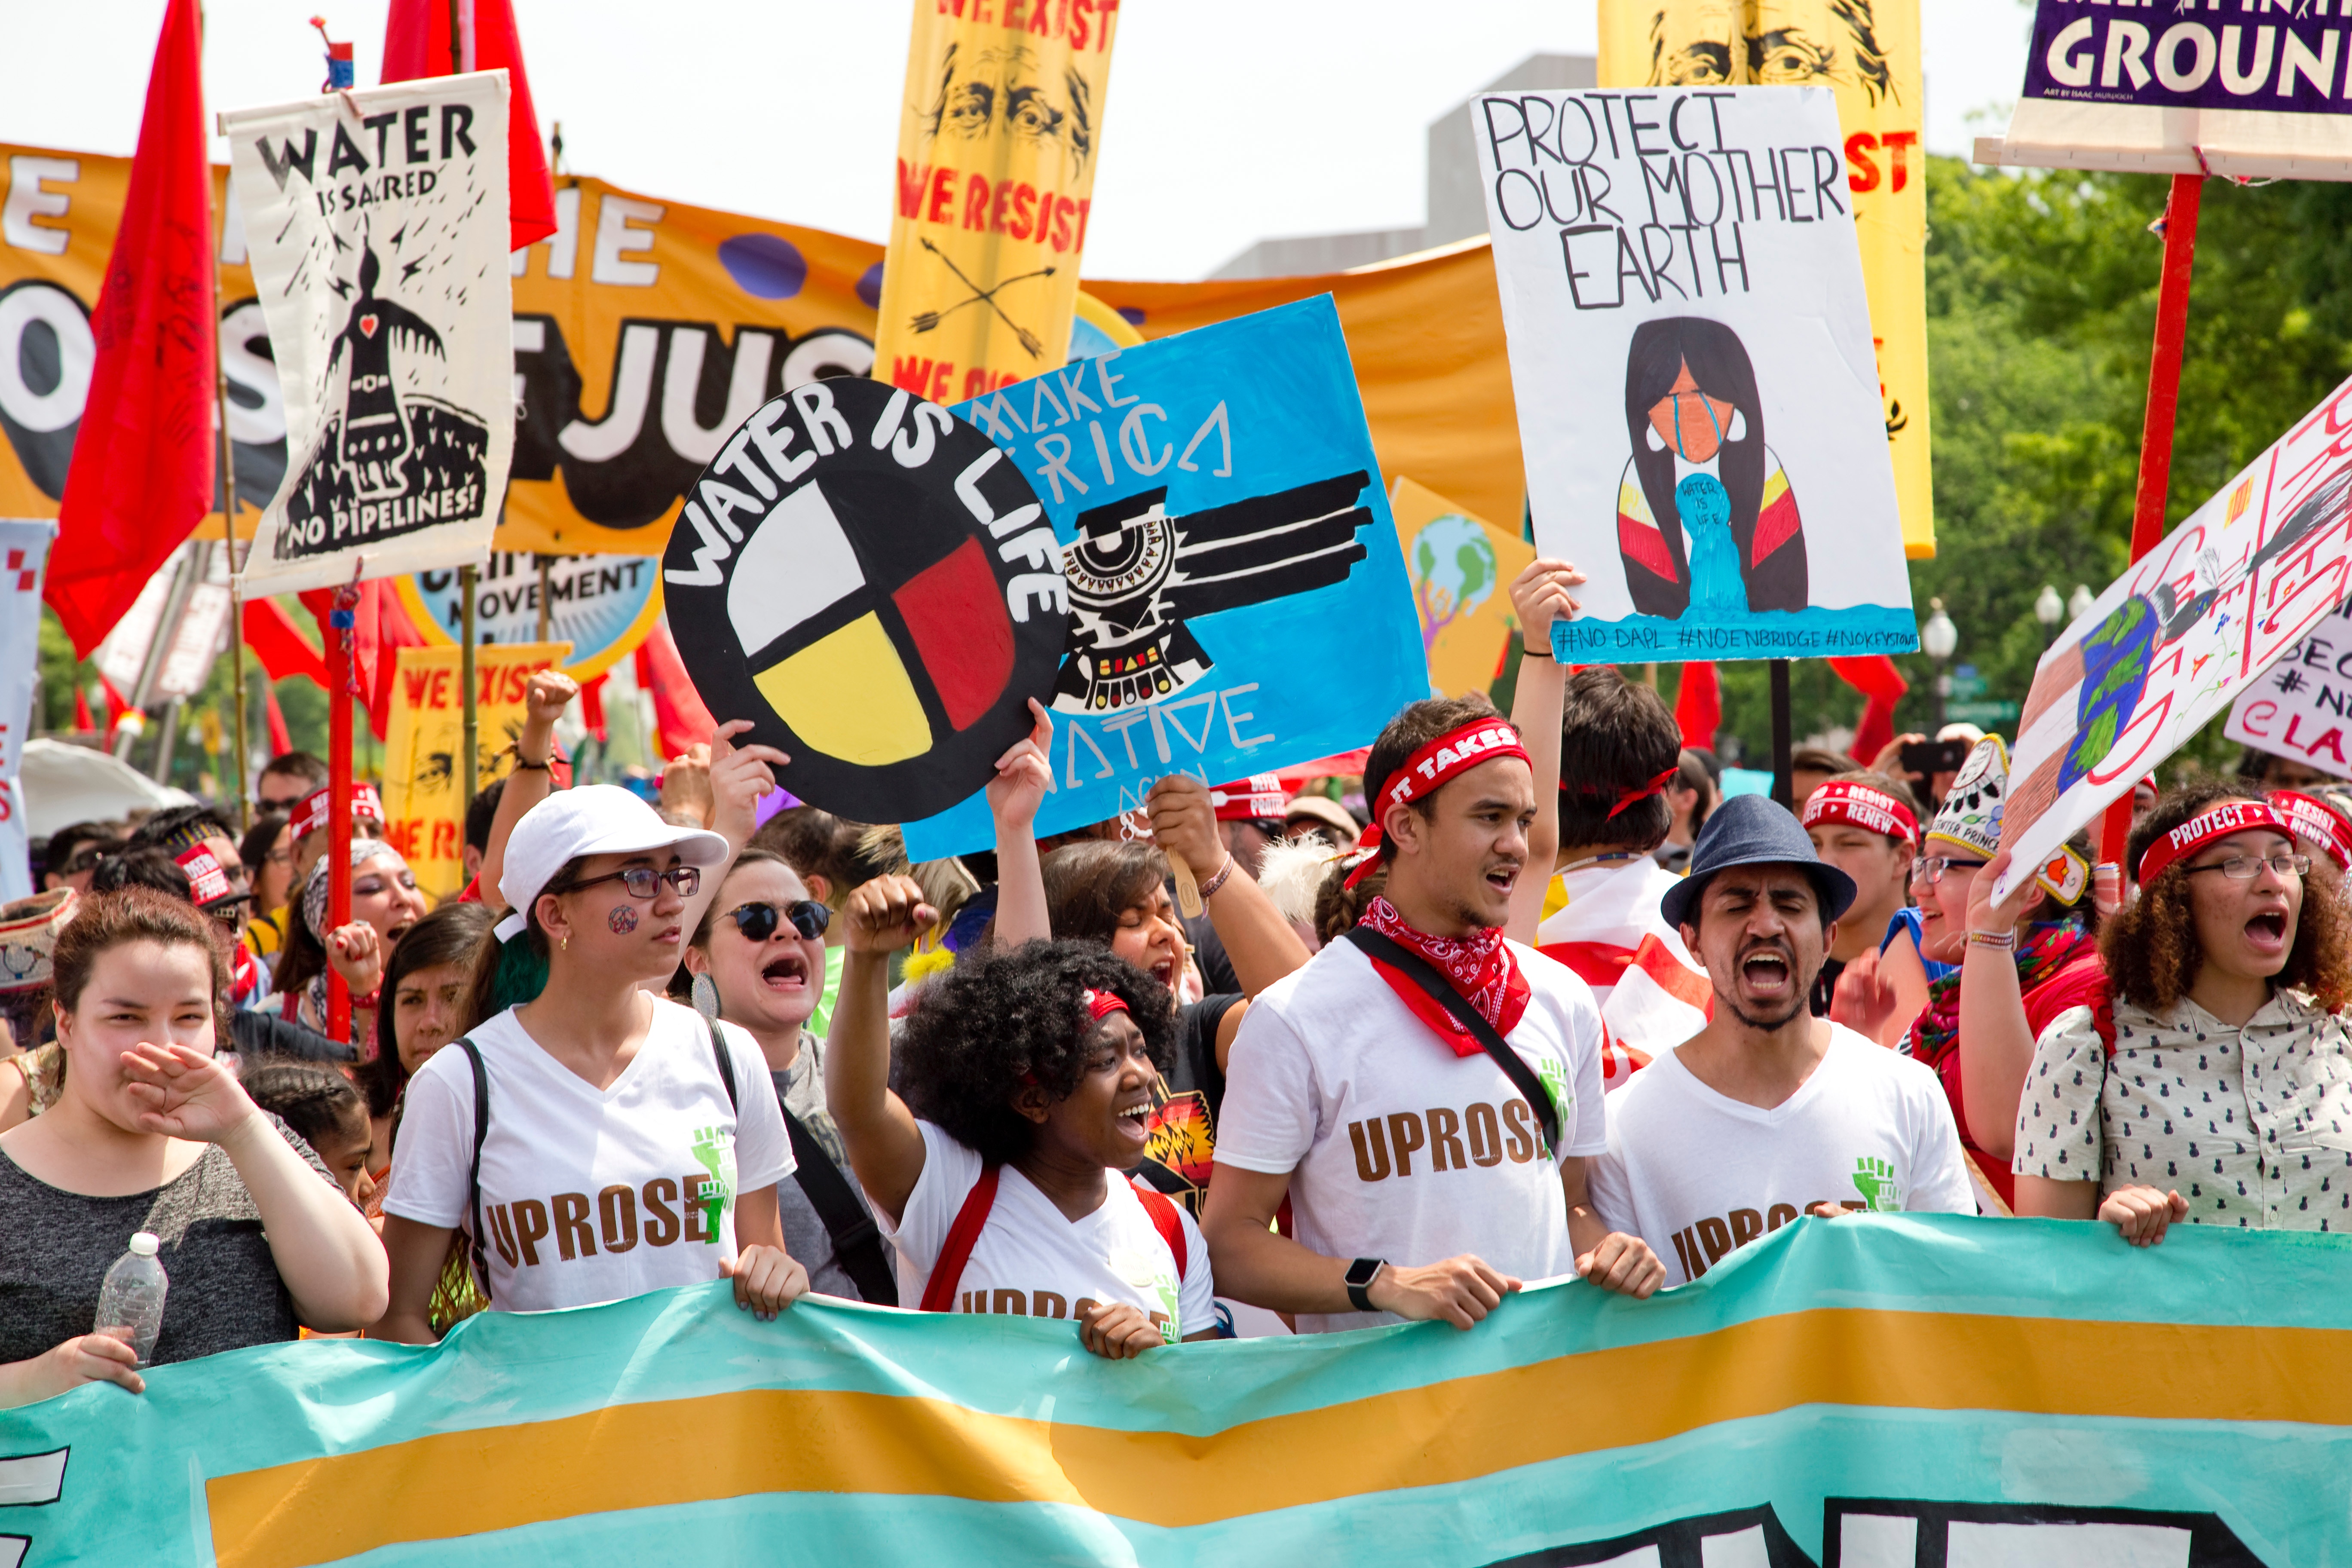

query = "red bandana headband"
2269;790;2352;874
173;844;233;906
1344;720;1532;888
293;781;385;839
1083;988;1130;1022
1801;780;1919;846
1603;767;1680;819
2137;800;2288;886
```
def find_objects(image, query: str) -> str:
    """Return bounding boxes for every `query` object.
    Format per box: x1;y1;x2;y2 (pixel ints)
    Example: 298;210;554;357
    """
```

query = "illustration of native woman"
1616;317;1807;618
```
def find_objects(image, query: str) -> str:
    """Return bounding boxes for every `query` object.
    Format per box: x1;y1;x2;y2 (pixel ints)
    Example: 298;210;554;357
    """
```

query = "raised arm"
1956;849;2044;1162
119;1043;388;1330
988;699;1055;949
669;720;790;964
1506;559;1584;946
822;875;939;1223
480;669;578;907
1145;775;1309;998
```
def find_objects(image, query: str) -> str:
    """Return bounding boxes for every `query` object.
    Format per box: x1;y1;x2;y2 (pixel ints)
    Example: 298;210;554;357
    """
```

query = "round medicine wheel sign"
662;376;1068;824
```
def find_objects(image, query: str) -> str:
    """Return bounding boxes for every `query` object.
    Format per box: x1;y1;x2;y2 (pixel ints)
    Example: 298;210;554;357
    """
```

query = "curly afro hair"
895;939;1175;1165
2104;780;2352;1014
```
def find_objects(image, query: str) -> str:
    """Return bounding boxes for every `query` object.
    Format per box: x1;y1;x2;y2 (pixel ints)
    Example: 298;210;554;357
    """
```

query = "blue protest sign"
900;296;1424;859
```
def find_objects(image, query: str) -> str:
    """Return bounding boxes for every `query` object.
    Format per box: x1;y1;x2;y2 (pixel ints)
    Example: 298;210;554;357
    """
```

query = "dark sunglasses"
724;900;829;942
574;865;702;900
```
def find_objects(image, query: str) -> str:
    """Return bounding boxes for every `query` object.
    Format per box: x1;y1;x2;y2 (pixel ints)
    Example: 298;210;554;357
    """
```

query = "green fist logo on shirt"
1851;1155;1902;1213
1532;1055;1571;1159
689;1125;738;1237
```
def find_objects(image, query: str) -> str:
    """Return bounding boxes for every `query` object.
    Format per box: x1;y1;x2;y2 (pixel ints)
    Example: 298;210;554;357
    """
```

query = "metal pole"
2098;172;2204;873
536;554;552;642
1769;659;1794;810
459;563;479;815
217;286;250;830
115;549;200;761
152;698;182;785
327;580;357;1043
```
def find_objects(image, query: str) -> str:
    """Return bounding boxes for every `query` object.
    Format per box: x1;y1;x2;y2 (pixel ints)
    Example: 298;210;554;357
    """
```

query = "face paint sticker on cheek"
608;904;641;935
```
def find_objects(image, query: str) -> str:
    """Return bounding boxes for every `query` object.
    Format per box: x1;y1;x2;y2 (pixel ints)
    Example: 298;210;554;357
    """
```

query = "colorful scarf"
1906;919;2095;1068
1359;895;1531;1057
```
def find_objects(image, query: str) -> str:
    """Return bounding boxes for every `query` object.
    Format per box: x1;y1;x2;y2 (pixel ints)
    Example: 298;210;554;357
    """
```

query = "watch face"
661;376;1067;824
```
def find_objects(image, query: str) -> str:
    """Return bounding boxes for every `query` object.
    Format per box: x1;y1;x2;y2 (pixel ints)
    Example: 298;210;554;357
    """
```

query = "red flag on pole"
634;621;716;763
1828;655;1910;766
44;0;213;658
1674;662;1721;750
380;0;557;249
265;686;293;757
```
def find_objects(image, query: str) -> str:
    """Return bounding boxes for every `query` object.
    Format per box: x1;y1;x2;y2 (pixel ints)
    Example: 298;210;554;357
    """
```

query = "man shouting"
1589;795;1972;1286
1205;683;1665;1333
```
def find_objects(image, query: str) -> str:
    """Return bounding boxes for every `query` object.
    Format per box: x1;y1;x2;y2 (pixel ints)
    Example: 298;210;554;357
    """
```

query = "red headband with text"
1801;780;1919;846
293;781;385;839
2270;790;2352;873
2137;800;2289;886
1344;720;1532;887
174;844;233;905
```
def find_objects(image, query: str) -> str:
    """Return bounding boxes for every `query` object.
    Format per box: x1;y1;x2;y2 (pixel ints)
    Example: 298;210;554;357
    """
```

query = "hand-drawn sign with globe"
661;376;1068;824
1410;512;1500;628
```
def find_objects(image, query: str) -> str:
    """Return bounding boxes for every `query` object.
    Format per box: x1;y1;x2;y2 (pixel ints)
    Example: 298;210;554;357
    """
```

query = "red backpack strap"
1129;1179;1188;1280
918;1163;1001;1314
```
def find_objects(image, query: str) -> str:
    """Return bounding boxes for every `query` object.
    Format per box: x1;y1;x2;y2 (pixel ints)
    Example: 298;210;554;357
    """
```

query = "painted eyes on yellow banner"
662;376;1066;825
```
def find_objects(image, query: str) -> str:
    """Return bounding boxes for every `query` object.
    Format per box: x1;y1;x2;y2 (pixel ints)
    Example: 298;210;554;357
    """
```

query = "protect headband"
1801;780;1919;846
174;844;235;906
1344;720;1532;888
2137;800;2289;886
294;781;385;839
1083;988;1130;1023
2270;790;2352;873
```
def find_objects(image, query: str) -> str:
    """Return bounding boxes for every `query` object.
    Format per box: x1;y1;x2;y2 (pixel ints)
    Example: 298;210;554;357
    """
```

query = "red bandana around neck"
1359;895;1531;1056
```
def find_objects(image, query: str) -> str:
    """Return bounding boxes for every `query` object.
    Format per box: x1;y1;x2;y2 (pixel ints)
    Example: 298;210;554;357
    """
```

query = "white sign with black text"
2224;597;2352;783
224;71;514;595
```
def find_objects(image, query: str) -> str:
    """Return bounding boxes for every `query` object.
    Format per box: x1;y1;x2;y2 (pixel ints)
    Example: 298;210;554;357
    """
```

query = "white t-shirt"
1587;1024;1974;1286
881;1121;1215;1342
383;997;793;1313
1213;937;1609;1334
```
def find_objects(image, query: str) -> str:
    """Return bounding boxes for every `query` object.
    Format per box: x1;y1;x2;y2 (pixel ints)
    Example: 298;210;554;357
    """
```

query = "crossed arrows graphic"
911;237;1056;360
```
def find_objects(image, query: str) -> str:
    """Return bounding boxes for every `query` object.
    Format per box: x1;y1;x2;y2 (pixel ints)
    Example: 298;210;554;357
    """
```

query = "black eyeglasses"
572;865;702;900
724;900;829;942
2185;852;2311;881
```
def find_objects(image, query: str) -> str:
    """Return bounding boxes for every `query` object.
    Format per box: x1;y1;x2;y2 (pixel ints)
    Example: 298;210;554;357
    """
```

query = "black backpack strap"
702;1013;740;1116
1341;927;1562;1159
455;1036;491;1304
780;1105;900;1306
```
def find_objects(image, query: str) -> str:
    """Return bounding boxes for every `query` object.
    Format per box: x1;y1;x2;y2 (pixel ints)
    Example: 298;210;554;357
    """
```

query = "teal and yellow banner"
5;1218;2347;1564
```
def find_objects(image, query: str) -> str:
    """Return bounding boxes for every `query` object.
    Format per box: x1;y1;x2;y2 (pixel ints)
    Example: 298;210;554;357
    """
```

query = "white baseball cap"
492;786;731;942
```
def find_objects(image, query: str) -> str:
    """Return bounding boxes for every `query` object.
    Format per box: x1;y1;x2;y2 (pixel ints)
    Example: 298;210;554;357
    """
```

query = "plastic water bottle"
94;1232;168;1366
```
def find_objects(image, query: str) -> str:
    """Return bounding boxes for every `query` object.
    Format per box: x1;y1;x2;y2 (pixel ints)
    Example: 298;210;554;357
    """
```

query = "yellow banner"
872;0;1122;402
1389;476;1535;698
1597;0;1933;559
380;640;569;901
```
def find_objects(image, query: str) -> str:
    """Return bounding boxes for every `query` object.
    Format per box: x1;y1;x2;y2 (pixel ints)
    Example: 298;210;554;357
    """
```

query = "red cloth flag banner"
264;686;293;756
44;0;213;657
634;619;714;763
1830;655;1910;765
241;598;330;689
380;0;557;250
297;581;429;741
1674;662;1720;750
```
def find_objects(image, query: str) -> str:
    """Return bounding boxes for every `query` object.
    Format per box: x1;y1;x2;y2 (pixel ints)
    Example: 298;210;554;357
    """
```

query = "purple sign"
2024;1;2352;117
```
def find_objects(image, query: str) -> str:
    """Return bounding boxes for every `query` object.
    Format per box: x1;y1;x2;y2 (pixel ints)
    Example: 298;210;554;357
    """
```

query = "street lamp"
2068;583;2096;622
2034;583;2064;639
1921;597;1959;729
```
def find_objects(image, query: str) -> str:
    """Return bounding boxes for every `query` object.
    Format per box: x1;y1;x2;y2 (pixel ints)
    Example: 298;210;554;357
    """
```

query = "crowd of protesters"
6;557;2352;1408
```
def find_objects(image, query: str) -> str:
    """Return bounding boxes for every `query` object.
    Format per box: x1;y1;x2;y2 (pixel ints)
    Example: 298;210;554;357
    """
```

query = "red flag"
579;672;609;743
1674;662;1721;750
1828;655;1910;766
73;686;95;734
45;0;213;657
300;581;430;741
634;620;715;762
380;0;557;249
265;686;293;756
242;598;330;688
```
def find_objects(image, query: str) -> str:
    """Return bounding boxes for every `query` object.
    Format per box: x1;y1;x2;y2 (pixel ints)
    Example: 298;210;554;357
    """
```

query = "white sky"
0;0;2034;281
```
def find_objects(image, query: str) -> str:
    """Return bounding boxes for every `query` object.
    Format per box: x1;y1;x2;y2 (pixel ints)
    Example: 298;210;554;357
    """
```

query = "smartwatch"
1345;1257;1385;1313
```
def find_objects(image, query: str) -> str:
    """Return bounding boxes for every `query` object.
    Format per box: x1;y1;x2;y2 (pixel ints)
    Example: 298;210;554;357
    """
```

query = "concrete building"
1209;53;1596;280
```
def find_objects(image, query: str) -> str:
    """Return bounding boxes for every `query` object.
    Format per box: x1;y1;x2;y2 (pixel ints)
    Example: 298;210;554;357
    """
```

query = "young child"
241;1061;374;1210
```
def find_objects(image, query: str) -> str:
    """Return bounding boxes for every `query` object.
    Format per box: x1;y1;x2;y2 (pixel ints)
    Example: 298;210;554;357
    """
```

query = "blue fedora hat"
1658;793;1858;931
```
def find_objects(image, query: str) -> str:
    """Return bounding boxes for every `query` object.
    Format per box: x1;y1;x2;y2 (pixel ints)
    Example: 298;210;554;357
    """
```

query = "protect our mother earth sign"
1475;85;1914;666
